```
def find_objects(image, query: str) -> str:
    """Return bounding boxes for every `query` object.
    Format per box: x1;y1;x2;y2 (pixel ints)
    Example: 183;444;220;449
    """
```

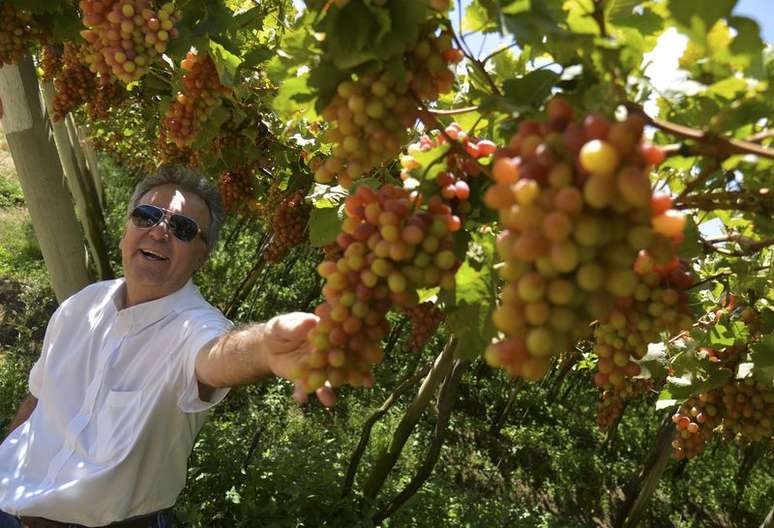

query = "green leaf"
463;0;500;33
273;72;318;120
308;205;345;247
668;0;736;34
325;2;381;69
707;77;747;99
440;233;498;361
662;368;733;400
608;1;663;36
191;106;230;149
502;69;561;108
50;11;83;42
308;183;348;209
677;216;702;260
241;45;273;70
208;40;242;86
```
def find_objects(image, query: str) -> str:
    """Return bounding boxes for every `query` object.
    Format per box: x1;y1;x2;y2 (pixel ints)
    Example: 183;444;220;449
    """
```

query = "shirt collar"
111;279;203;336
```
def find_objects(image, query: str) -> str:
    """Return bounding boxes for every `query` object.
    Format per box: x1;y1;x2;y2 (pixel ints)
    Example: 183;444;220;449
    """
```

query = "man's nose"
148;215;171;240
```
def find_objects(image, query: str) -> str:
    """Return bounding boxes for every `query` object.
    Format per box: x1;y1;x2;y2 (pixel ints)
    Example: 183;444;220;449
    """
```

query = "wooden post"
0;56;91;302
40;81;113;281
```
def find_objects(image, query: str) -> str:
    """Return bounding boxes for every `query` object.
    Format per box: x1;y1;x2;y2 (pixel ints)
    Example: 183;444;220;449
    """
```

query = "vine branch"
624;103;774;160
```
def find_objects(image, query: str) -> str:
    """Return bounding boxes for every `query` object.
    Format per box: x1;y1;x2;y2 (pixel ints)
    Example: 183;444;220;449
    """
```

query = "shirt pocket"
94;389;143;464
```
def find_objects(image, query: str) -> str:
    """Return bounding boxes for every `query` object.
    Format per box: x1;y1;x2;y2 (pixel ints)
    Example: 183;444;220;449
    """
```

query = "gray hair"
128;165;225;251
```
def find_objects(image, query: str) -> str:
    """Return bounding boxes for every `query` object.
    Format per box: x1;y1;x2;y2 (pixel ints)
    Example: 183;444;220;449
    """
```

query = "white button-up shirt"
0;279;232;526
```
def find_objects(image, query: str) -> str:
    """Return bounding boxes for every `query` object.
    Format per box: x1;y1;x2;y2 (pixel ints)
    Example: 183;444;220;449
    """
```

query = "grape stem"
701;235;774;257
427;106;480;116
444;23;502;97
624;103;774;160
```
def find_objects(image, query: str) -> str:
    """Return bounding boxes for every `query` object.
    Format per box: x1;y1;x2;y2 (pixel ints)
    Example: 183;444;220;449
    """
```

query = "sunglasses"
130;204;208;244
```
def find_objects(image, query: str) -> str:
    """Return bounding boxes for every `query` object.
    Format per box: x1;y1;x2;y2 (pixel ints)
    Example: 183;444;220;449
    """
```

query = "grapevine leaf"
677;217;702;259
463;0;500;34
668;0;736;34
325;2;380;69
232;6;264;31
50;12;83;41
307;183;348;209
241;45;274;70
273;72;318;120
663;367;733;400
208;40;242;87
441;233;497;361
502;69;561;108
607;1;663;36
190;106;230;149
309;205;345;247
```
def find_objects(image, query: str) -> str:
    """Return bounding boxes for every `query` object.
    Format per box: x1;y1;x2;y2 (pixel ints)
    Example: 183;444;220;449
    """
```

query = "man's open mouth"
140;249;169;261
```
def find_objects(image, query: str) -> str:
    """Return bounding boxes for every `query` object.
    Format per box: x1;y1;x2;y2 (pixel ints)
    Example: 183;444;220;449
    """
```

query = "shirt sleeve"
176;314;234;413
28;304;64;398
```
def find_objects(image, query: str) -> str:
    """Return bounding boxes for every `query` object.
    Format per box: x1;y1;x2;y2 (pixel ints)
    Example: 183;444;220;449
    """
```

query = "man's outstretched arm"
195;312;335;406
3;395;37;441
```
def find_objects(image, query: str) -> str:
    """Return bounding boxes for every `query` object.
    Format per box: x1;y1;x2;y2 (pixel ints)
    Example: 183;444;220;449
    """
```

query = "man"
0;165;332;528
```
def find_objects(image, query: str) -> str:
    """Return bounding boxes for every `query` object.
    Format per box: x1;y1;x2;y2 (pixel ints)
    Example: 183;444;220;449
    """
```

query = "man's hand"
260;313;337;408
196;312;336;407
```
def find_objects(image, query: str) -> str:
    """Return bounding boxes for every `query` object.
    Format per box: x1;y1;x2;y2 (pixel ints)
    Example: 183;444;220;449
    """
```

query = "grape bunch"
719;378;774;442
218;166;256;215
403;301;445;352
400;121;495;217
596;377;653;431
593;259;694;389
671;394;720;460
301;183;461;392
79;0;180;83
0;3;45;67
313;28;461;188
483;98;686;382
52;43;98;122
265;189;311;263
87;77;125;119
160;51;232;148
40;44;64;82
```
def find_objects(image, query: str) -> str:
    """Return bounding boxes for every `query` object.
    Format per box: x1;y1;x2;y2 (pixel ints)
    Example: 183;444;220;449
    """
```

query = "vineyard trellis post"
0;55;91;302
40;81;112;281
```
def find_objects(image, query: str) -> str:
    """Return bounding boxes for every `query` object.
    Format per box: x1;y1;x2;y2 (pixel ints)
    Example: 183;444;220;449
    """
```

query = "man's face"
119;184;211;306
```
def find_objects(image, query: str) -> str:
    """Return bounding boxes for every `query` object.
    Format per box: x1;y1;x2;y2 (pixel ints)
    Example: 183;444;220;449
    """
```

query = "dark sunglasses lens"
168;215;199;242
131;205;163;228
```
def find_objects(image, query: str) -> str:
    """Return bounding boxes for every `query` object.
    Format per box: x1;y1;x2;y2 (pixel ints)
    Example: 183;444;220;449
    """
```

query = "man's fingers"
275;312;319;340
315;383;337;408
293;382;309;404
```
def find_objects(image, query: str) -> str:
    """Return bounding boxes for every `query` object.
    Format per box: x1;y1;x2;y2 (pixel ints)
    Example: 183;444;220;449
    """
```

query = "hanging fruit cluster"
403;301;445;353
671;342;774;459
79;0;180;83
160;50;232;148
52;43;97;122
0;3;46;67
596;377;654;431
593;257;694;389
313;27;462;189
300;182;463;392
483;99;686;381
219;166;256;216
264;189;311;263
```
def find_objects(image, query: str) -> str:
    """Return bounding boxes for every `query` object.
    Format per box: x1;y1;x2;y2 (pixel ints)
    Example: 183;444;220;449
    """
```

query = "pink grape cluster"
79;0;180;83
300;184;461;392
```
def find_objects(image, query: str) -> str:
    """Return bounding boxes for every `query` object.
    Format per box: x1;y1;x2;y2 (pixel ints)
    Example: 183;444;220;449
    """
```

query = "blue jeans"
0;510;173;527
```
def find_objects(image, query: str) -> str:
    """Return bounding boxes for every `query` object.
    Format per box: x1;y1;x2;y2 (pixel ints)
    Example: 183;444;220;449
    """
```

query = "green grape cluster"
313;29;461;189
484;98;684;381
